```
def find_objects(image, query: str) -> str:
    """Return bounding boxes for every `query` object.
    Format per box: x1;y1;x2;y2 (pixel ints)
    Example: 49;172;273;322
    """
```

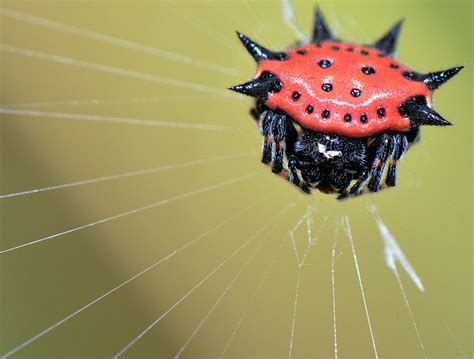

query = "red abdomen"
257;42;431;137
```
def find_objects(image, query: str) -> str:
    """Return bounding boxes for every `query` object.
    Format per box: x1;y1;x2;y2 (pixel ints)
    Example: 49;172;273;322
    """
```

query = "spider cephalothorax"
229;7;463;199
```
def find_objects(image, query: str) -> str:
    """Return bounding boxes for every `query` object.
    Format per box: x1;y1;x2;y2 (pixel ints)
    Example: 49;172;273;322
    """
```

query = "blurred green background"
0;0;471;358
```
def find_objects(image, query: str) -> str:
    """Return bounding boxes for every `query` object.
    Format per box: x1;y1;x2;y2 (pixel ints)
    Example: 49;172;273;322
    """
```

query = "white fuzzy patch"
318;143;342;159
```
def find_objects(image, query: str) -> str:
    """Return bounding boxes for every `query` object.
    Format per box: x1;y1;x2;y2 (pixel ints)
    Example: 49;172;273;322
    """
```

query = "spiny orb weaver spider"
229;7;463;200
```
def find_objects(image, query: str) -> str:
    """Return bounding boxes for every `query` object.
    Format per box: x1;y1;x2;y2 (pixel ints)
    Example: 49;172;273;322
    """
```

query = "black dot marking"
360;114;368;123
390;64;400;69
377;53;386;58
331;45;340;51
315;43;322;48
360;49;369;55
362;66;375;75
377;107;385;117
398;105;409;117
346;47;354;52
291;91;301;101
351;88;361;97
322;83;333;92
344;114;352;123
306;104;314;114
322;109;330;119
296;49;307;55
318;59;331;69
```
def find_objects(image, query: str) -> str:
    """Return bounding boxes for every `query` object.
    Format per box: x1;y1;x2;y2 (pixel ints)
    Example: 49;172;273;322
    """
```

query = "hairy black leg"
271;114;287;173
384;136;401;187
254;107;303;190
288;155;301;185
260;111;274;164
367;134;396;192
252;101;299;172
339;160;376;199
270;155;312;194
262;136;273;164
337;168;368;199
289;155;313;193
272;141;285;173
339;133;393;199
275;170;312;194
385;135;408;187
296;157;325;192
260;110;297;174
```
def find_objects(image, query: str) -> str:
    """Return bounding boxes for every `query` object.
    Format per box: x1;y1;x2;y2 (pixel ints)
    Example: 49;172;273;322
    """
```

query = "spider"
229;7;463;199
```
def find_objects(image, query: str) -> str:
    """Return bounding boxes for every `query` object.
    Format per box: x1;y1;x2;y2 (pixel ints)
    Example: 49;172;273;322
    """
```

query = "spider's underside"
230;7;463;200
251;100;420;199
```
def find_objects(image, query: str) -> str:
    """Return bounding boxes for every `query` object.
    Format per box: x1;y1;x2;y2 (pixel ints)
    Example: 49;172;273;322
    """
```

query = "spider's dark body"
230;7;463;199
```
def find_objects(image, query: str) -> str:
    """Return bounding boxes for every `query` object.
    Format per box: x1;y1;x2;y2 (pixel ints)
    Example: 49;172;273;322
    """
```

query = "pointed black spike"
402;96;452;127
236;32;288;62
312;7;333;44
373;19;404;55
228;71;283;100
420;66;464;91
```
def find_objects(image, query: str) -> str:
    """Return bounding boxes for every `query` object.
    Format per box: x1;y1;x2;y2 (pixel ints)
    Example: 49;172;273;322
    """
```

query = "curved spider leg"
337;164;372;200
263;110;298;173
385;134;408;187
288;155;301;185
257;109;309;193
276;169;312;194
351;133;406;195
288;155;312;193
337;170;367;199
367;134;396;192
338;133;392;199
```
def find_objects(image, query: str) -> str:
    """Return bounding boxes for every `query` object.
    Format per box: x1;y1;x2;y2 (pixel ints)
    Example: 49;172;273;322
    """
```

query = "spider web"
0;1;471;358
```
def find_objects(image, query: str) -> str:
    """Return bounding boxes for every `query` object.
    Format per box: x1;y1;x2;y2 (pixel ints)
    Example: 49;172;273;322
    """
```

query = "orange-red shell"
257;41;431;137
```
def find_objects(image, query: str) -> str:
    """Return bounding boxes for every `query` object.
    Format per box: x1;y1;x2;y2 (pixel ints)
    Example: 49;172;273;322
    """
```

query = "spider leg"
276;170;312;194
259;110;298;173
259;110;274;164
288;155;302;184
271;130;313;194
361;133;408;192
262;136;274;164
271;118;286;174
337;168;368;199
367;134;396;192
380;127;418;189
385;135;408;187
255;108;308;192
270;113;298;173
288;155;312;193
338;133;393;199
